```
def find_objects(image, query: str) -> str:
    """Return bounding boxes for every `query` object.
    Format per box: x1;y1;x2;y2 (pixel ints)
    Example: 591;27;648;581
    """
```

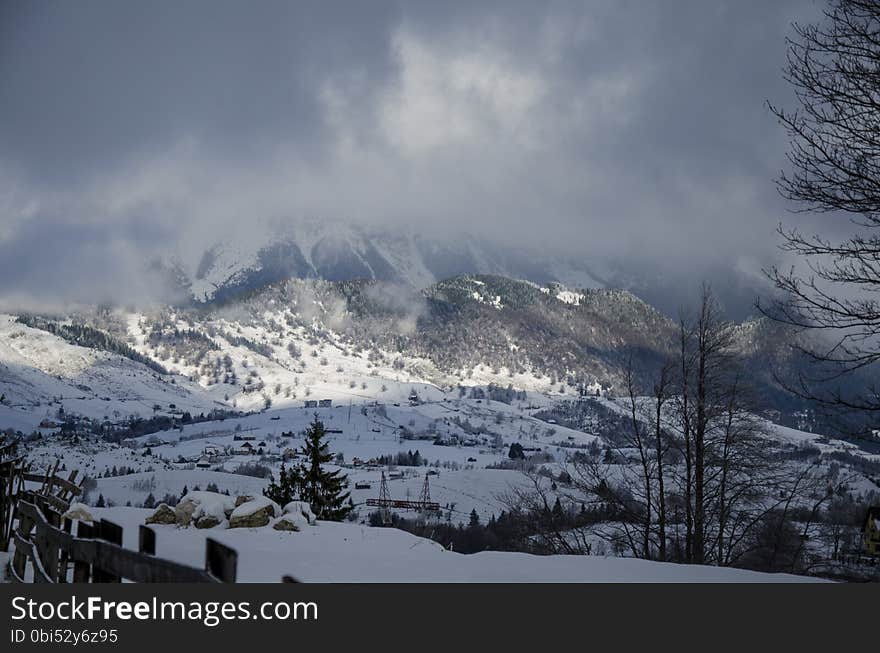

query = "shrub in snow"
228;496;279;529
145;503;177;525
62;502;94;524
282;500;316;525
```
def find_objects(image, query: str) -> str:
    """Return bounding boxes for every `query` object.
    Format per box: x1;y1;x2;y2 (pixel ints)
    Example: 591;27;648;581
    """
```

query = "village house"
234;441;255;455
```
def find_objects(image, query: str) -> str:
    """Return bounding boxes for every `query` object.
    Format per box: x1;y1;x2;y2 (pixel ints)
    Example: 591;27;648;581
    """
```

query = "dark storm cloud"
0;0;400;183
0;0;827;313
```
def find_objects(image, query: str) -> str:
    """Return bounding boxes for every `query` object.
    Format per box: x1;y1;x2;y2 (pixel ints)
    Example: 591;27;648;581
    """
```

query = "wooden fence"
9;492;238;583
1;446;238;583
1;447;85;549
0;440;25;549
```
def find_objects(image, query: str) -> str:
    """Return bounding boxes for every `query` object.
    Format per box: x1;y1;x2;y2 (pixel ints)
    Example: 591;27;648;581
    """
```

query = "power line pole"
378;471;391;525
418;473;432;526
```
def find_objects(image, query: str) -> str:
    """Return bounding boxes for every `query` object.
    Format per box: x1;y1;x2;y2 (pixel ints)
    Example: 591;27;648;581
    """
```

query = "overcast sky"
0;0;829;313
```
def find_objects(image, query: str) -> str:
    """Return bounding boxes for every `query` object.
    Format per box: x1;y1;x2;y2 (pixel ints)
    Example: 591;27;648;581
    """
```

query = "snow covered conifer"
301;414;351;521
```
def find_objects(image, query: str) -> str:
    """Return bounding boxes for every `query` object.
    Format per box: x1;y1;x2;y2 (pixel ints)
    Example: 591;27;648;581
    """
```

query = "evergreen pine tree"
468;508;480;528
95;494;106;508
301;415;351;521
263;462;305;507
552;497;564;524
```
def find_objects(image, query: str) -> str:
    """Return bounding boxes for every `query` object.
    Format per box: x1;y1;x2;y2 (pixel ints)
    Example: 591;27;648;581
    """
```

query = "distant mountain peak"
159;221;607;305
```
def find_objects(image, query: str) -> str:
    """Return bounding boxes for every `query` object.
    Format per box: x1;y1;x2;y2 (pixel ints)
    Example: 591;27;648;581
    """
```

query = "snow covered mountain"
160;219;608;303
0;274;818;429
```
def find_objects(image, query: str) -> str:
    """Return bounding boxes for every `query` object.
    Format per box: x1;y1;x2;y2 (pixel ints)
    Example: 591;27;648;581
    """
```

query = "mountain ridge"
0;273;826;435
156;220;608;304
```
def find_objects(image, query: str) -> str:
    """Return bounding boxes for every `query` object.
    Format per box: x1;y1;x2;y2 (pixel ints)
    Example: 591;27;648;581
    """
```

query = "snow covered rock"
234;495;255;507
62;502;94;523
145;503;177;525
174;500;195;527
228;497;279;529
273;513;310;532
195;515;222;529
282;500;316;525
176;492;236;528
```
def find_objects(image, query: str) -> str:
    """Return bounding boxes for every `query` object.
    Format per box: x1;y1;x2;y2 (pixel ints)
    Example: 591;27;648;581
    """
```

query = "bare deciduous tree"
502;288;833;572
765;0;880;413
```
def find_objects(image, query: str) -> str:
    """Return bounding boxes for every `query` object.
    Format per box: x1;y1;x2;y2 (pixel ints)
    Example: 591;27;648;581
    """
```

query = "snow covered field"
88;507;823;583
16;387;878;524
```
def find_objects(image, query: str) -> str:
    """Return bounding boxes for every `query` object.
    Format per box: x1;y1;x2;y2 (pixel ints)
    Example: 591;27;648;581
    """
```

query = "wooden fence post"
139;525;156;556
0;460;15;547
11;510;34;581
57;518;73;582
57;470;78;503
40;460;59;496
205;538;237;582
93;519;123;583
33;521;58;582
72;521;94;583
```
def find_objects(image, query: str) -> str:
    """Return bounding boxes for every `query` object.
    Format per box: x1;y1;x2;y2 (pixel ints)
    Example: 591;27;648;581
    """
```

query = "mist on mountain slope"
0;1;826;318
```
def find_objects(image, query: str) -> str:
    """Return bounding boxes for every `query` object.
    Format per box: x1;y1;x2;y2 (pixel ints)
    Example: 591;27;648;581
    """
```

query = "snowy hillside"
0;315;223;423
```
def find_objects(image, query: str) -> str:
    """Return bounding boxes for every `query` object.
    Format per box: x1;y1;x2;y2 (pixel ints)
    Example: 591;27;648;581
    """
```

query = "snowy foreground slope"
86;507;821;583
